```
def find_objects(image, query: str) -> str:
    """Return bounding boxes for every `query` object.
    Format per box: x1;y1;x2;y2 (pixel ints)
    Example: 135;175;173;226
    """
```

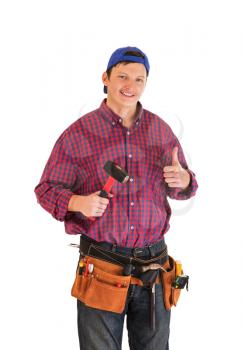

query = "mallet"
89;160;129;220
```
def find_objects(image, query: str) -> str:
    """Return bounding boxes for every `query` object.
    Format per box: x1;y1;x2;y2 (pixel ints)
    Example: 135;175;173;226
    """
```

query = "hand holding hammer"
68;161;129;219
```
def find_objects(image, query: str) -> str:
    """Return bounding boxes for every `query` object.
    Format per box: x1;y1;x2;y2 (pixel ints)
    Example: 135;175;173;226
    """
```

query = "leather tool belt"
79;234;168;271
71;235;181;330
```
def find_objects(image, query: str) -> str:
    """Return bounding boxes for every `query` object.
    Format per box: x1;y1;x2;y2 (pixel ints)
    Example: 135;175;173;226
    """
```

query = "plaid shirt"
35;99;198;248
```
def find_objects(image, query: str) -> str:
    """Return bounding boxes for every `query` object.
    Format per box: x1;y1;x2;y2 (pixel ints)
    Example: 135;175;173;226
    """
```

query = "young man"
35;46;198;350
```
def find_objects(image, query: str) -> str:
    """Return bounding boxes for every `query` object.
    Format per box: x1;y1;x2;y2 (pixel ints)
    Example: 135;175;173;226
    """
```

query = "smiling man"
34;46;198;350
102;53;147;128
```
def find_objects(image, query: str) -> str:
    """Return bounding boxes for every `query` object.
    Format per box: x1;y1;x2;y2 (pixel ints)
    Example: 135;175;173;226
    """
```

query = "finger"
167;182;182;188
97;204;107;210
172;147;180;166
94;208;105;215
163;165;179;173
164;177;179;184
95;211;103;217
93;191;101;197
163;172;179;178
99;198;109;205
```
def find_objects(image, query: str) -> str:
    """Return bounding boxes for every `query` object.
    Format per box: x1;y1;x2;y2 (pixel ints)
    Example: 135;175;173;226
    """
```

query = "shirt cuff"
54;189;74;221
167;169;198;200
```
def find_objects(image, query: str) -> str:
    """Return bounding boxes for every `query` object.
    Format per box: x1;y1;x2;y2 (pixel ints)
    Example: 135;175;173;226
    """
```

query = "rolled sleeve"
34;130;77;221
167;168;198;200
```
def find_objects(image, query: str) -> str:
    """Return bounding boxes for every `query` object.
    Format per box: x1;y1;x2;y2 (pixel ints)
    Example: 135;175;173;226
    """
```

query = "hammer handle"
103;176;115;193
99;189;109;198
88;176;115;221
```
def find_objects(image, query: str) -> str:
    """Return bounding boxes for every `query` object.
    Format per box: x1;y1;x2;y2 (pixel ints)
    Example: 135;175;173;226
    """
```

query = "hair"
106;50;148;78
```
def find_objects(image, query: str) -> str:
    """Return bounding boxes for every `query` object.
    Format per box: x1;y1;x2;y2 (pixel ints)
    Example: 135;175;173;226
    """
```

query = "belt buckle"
111;243;117;252
133;247;145;257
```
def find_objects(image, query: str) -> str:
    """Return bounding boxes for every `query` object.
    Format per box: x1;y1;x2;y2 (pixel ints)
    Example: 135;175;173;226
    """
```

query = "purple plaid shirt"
35;99;198;248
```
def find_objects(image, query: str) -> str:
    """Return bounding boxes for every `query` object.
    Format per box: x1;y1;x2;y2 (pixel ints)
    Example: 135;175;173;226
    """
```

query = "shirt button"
136;121;139;125
127;131;130;135
131;202;134;206
130;225;134;230
119;118;122;123
130;178;134;182
128;154;132;158
112;122;115;126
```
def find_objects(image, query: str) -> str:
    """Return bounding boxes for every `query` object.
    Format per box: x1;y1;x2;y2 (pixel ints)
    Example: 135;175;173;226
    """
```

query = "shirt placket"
124;128;135;245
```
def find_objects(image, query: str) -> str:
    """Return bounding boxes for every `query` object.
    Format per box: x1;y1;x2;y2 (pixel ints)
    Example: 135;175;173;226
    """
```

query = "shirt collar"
99;98;143;129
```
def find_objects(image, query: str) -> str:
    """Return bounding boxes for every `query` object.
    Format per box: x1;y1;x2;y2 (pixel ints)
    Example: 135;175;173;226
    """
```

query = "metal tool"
69;243;80;248
150;282;156;331
139;263;167;273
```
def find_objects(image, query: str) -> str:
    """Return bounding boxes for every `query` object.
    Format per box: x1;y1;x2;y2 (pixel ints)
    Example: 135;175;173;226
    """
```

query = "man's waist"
78;235;169;289
80;234;166;259
79;234;168;277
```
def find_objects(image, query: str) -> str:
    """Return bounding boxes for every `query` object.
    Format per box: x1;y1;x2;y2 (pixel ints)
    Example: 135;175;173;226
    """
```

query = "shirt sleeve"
34;130;77;221
162;129;198;200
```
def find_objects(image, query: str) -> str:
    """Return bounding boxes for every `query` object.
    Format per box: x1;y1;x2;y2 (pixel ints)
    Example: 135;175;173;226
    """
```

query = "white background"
1;0;242;349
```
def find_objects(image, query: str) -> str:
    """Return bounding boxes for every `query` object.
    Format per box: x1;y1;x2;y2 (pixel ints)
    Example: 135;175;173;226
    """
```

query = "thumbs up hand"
163;147;190;189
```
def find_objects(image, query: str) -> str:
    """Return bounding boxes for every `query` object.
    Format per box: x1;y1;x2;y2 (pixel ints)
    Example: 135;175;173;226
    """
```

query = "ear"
102;72;109;87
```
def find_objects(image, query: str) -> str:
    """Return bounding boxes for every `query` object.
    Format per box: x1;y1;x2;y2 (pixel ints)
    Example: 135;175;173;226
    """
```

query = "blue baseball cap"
104;46;150;93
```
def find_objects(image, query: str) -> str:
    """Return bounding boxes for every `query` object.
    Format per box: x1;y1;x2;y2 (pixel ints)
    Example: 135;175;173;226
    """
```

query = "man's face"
102;62;147;109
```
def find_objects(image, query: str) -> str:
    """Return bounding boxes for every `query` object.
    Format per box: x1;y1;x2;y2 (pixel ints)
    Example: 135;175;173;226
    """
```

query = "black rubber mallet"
89;160;129;220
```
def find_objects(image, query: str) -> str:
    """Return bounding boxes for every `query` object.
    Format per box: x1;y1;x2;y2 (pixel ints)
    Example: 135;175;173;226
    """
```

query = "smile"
120;90;135;97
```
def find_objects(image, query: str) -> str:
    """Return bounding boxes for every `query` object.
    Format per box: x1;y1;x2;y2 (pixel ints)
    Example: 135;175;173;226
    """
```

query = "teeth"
121;91;133;97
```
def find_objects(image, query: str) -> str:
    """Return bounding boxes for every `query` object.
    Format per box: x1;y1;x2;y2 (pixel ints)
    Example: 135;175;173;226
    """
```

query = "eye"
119;75;126;79
136;78;144;83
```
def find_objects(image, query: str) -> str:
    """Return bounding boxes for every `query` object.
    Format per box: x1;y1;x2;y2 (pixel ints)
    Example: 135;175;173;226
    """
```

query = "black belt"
79;234;168;268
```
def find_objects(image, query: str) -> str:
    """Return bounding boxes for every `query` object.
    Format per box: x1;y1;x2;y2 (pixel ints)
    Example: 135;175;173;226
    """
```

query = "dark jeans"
77;282;170;350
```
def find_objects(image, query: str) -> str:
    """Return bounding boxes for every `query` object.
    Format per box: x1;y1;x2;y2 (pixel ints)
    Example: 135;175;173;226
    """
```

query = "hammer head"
104;161;129;183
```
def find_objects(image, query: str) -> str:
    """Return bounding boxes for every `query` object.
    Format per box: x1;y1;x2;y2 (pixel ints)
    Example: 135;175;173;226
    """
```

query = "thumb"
94;190;101;196
171;147;180;166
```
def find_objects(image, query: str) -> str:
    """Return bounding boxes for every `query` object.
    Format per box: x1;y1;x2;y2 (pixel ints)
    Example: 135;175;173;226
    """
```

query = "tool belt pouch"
71;260;131;314
161;256;181;310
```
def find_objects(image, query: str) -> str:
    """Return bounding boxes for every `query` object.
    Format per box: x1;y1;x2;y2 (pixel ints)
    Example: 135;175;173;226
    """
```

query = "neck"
106;97;137;122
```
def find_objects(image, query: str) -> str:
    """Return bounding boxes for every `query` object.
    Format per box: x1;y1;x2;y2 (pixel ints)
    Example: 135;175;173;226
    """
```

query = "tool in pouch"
71;255;132;313
124;258;189;330
161;257;189;311
172;260;189;290
135;263;167;332
70;243;189;331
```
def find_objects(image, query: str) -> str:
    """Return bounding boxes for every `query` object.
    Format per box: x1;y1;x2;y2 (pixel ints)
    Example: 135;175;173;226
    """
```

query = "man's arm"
34;129;113;220
34;131;77;221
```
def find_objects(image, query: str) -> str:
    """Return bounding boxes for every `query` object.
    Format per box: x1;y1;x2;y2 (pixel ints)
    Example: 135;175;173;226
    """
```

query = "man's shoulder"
142;107;172;130
70;107;101;128
54;106;101;146
62;106;102;135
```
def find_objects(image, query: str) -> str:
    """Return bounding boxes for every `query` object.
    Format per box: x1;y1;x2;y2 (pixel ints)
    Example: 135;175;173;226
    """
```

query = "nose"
123;79;135;91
